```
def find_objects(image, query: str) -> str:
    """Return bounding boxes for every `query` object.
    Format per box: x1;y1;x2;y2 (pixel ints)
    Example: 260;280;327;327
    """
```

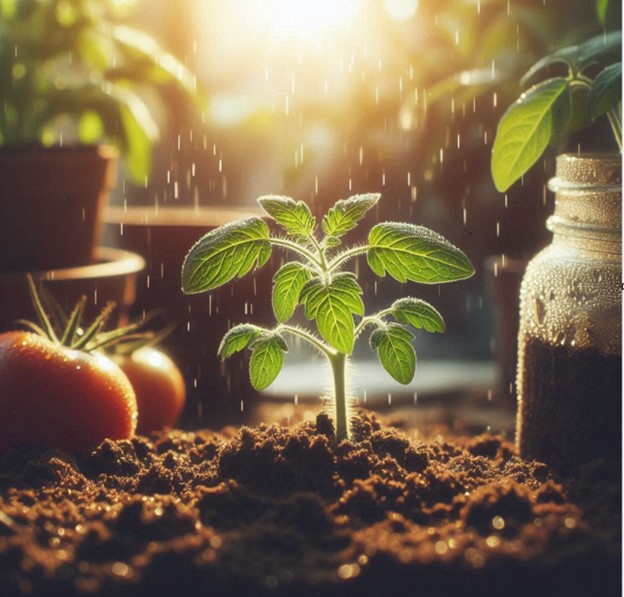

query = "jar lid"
554;153;621;187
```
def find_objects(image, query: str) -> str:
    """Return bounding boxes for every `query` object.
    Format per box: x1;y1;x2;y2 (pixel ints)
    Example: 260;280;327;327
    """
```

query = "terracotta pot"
0;247;145;333
104;206;274;428
0;145;118;272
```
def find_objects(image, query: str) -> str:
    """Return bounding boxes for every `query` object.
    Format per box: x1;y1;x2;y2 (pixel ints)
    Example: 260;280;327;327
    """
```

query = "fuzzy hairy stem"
328;245;369;272
269;237;324;271
329;351;349;442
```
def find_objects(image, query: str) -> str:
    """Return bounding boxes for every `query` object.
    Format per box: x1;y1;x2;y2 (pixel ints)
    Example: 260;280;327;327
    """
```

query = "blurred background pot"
0;246;145;332
485;255;527;402
104;205;274;428
0;145;118;272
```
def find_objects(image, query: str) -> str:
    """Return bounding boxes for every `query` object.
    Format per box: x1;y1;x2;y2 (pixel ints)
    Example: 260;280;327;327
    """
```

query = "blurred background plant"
0;0;204;182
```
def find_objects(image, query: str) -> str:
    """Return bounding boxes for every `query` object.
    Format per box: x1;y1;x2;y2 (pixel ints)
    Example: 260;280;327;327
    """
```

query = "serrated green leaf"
321;193;380;237
299;273;364;354
367;223;475;284
218;324;263;359
257;195;316;236
588;63;622;119
249;335;287;390
182;218;271;294
370;323;416;384
491;78;570;192
324;236;342;249
390;298;445;333
272;262;312;322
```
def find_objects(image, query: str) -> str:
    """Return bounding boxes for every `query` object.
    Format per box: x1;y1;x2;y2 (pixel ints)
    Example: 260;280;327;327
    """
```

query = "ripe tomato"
111;346;186;435
0;331;137;452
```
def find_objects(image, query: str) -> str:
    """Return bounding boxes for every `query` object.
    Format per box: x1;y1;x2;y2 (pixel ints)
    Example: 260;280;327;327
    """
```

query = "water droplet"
533;298;546;326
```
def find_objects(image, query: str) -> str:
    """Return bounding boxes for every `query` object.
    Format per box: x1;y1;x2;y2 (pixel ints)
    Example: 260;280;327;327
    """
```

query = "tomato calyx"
19;274;165;353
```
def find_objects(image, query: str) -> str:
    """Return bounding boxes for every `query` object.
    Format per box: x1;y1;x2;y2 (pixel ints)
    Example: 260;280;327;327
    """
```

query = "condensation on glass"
516;153;622;472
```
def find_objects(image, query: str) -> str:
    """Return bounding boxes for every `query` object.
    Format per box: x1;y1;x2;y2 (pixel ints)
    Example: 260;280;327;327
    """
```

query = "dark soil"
0;411;620;597
517;337;622;472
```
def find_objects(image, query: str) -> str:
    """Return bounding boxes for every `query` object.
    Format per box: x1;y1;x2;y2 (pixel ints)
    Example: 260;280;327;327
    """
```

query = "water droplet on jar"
533;297;546;326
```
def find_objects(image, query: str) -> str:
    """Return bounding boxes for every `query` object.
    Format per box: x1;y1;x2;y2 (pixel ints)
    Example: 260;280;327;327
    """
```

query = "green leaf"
596;0;609;24
521;47;577;87
549;82;572;148
78;110;104;144
324;236;342;249
595;0;621;26
577;31;621;71
111;25;199;95
390;298;445;333
367;223;475;284
299;273;364;354
491;78;570;192
257;195;316;236
321;193;380;237
370;323;416;384
107;85;159;183
272;262;313;323
249;335;287;390
182;218;271;294
568;85;591;133
588;63;622;120
218;324;263;360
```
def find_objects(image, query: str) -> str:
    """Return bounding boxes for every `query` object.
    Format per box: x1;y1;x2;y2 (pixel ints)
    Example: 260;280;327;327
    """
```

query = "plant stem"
329;351;349;442
270;237;324;271
278;324;332;358
354;309;392;339
280;324;350;441
606;107;622;152
328;245;369;272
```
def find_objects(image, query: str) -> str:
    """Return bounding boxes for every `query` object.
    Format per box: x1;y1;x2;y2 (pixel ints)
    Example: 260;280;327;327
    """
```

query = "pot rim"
104;205;263;228
0;247;144;284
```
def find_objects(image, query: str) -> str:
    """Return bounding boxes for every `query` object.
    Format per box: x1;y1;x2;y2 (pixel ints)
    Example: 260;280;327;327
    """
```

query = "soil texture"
0;411;620;597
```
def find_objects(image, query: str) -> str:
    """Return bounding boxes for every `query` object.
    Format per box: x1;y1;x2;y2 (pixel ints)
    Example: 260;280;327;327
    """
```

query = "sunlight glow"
258;0;359;37
383;0;418;21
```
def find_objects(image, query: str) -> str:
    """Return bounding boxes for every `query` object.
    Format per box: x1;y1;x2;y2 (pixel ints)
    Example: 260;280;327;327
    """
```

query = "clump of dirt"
0;411;619;597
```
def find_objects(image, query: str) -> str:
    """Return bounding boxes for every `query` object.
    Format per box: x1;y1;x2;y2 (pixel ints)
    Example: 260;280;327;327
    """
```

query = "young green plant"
181;194;474;441
491;19;621;192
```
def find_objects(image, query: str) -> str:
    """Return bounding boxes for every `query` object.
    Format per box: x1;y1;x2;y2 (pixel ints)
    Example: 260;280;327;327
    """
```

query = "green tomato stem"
277;324;333;358
329;351;349;442
270;237;324;271
354;310;392;339
328;245;369;272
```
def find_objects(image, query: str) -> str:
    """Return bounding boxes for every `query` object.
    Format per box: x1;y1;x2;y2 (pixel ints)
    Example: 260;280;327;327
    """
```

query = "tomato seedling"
182;194;474;441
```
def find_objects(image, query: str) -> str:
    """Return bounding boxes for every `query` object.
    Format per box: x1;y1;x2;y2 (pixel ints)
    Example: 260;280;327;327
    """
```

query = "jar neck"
547;154;621;255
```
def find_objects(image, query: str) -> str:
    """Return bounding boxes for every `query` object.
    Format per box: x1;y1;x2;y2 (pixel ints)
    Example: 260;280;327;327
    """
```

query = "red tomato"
112;346;186;435
0;331;137;452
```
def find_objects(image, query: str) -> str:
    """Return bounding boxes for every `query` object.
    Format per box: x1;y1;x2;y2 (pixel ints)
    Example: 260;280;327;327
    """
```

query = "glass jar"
516;153;622;473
